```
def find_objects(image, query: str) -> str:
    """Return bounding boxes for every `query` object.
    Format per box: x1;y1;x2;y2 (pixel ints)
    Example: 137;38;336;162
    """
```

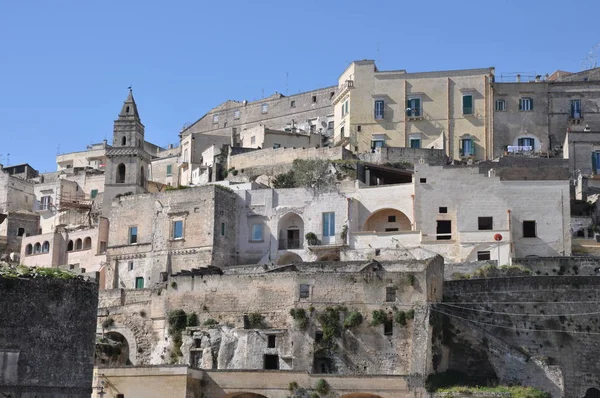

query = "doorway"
287;229;300;249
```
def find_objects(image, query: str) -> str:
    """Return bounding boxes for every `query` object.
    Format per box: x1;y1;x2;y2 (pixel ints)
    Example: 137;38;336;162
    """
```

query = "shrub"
406;309;415;320
407;274;416;286
395;310;407;326
314;379;329;395
370;309;387;326
343;311;363;329
231;169;238;176
247;312;264;328
171;281;177;289
168;309;187;333
186;312;199;327
290;308;309;329
102;317;114;329
305;232;318;245
203;318;219;326
318;307;342;342
288;381;298;391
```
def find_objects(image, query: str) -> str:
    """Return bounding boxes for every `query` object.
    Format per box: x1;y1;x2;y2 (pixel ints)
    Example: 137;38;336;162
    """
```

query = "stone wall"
358;146;447;166
0;275;98;397
228;146;352;171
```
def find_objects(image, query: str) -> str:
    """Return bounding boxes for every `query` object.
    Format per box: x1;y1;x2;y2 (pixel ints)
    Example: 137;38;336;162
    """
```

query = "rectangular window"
234;109;240;119
523;220;536;238
410;138;421;148
357;125;362;132
135;277;144;289
340;126;345;138
267;335;276;348
420;178;427;183
312;95;317;103
129;226;138;244
519;97;533;111
374;100;384;119
262;103;268;114
221;222;226;236
461;138;474;157
385;228;399;232
328;121;334;129
273;143;281;149
478;217;493;231
90;189;98;199
41;195;52;210
477;251;491;261
571;99;582;118
462;95;473;115
341;100;349;116
212;114;219;123
173;220;183;239
322;212;335;237
299;284;310;299
251;223;263;241
315;331;324;343
290;100;296;108
439;207;448;214
495;99;506;111
385;287;396;302
388;215;396;222
517;137;535;149
264;354;279;370
128;261;134;271
250;136;256;145
166;165;172;176
406;97;421;117
436;220;452;240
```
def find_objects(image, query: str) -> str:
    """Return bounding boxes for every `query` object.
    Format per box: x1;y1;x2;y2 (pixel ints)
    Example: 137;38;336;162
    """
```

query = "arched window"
42;241;50;253
33;242;41;254
67;240;74;251
83;237;92;250
117;163;126;183
75;238;82;250
126;106;130;113
121;136;127;146
25;244;32;255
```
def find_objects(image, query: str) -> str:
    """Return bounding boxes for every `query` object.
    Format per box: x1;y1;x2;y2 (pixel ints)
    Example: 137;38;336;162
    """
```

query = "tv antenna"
581;43;600;71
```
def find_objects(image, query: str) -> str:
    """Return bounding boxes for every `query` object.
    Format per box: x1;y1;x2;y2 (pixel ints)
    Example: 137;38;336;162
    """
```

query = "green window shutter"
470;140;475;156
415;98;421;116
463;95;473;114
593;153;598;174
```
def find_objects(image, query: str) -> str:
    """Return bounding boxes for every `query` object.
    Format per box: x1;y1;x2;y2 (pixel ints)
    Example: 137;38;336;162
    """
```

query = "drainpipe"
507;209;513;259
411;194;416;231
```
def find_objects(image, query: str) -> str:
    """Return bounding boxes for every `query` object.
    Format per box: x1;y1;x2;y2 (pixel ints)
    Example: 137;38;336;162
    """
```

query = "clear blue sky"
1;0;599;172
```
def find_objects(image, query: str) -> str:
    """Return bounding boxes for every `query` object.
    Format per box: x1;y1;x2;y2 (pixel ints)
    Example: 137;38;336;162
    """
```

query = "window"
523;221;536;238
267;335;276;348
83;237;92;249
121;136;127;146
385;228;399;232
328;121;334;130
477;251;491;261
406;97;421;117
388;215;396;222
251;223;263;241
75;238;83;250
322;212;335;237
135;277;144;289
25;244;32;255
166;165;172;176
374;100;385;119
129;261;134;271
234;109;240;119
312;95;317;103
250;136;256;145
420;178;427;183
33;243;41;254
261;103;268;114
518;137;535;148
129;226;138;244
340;126;345;138
593;152;600;173
439;207;447;214
173;220;183;239
519;97;533;111
264;354;279;370
42;241;50;253
385;287;396;302
410;137;421;148
100;241;107;254
315;331;323;343
117;164;126;183
220;222;226;236
384;318;393;336
478;217;493;231
460;138;474;157
570;99;582;118
436;220;452;240
299;284;310;299
357;125;362;132
290;100;296;108
341;100;349;116
462;94;473;115
41;195;52;210
370;138;384;149
212;114;219;123
67;240;74;251
90;189;98;199
495;99;506;111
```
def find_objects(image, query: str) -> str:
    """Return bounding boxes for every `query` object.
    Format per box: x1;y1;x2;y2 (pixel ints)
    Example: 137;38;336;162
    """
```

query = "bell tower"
103;89;150;216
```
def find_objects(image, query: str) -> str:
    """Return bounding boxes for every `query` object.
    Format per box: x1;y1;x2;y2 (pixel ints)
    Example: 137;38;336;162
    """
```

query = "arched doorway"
96;332;130;366
278;212;304;250
584;388;600;398
363;208;411;232
277;252;303;265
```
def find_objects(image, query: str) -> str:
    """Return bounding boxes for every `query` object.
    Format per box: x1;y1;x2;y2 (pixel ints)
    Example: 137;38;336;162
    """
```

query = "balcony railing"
278;239;301;250
406;108;422;118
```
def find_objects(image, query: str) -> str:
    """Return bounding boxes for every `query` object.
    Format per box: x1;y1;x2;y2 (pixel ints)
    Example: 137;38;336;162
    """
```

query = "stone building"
333;60;495;159
0;269;98;397
492;67;600;158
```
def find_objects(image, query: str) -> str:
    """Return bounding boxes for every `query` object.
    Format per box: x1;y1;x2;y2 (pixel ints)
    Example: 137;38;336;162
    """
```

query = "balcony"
351;231;421;250
332;80;354;104
405;108;423;120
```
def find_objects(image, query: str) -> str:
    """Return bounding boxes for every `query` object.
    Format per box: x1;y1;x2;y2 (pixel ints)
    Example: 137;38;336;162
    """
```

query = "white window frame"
250;136;256;145
261;103;268;114
234;109;240;119
495;99;506;111
519;97;533;112
374;100;384;120
212;114;219;123
172;220;184;240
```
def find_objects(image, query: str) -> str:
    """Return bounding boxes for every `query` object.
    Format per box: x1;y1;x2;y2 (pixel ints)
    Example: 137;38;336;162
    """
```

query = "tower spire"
119;87;140;119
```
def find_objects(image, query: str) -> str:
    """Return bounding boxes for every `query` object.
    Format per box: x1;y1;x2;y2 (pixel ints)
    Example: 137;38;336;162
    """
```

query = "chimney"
103;139;107;148
516;74;521;83
535;75;541;82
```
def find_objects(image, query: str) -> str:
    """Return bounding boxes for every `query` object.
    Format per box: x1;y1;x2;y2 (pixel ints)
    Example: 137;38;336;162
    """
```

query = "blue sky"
1;0;599;172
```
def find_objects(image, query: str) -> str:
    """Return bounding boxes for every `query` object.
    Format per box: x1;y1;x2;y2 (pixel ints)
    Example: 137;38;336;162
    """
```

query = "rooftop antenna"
6;153;9;165
581;43;600;71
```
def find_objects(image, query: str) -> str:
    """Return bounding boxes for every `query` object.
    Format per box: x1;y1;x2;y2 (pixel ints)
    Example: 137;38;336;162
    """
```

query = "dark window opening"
385;287;396;302
385;228;399;232
299;284;310;299
478;217;493;231
357;125;361;132
67;240;74;251
375;248;381;256
420;178;427;183
523;220;536;238
388;215;396;222
315;331;323;343
436;220;452;240
125;106;129;114
439;207;447;214
330;92;335;99
312;95;317;103
129;261;134;271
121;136;127;146
243;315;249;329
17;227;25;237
267;335;276;348
117;163;126;183
477;251;491;261
264;354;279;370
384;318;393;336
577;229;585;237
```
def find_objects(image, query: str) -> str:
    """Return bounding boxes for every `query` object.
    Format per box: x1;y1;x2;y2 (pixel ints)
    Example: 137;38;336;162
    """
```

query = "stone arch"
363;208;411;232
25;244;32;255
67;240;74;251
42;241;50;253
98;331;130;366
117;163;126;183
277;251;303;265
75;238;83;250
222;394;268;398
277;212;304;250
83;237;92;250
99;324;138;365
340;394;383;398
584;388;600;398
33;242;41;254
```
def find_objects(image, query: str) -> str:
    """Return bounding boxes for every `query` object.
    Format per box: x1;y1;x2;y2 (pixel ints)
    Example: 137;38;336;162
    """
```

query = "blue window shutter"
594;153;599;173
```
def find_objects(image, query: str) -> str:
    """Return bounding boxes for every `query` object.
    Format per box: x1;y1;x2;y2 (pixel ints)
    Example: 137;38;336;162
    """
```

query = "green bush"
290;308;309;329
406;309;415;320
318;307;342;342
395;310;407;326
168;309;187;333
288;381;298;391
370;309;387;326
314;378;329;395
247;312;264;328
203;318;219;326
343;311;363;329
186;312;199;327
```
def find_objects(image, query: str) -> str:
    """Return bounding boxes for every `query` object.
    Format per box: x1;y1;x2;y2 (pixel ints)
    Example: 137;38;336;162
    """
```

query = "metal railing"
278;239;301;250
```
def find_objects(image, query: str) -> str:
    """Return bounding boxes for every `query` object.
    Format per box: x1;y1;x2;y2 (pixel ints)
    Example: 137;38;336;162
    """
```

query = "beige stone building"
333;60;495;159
